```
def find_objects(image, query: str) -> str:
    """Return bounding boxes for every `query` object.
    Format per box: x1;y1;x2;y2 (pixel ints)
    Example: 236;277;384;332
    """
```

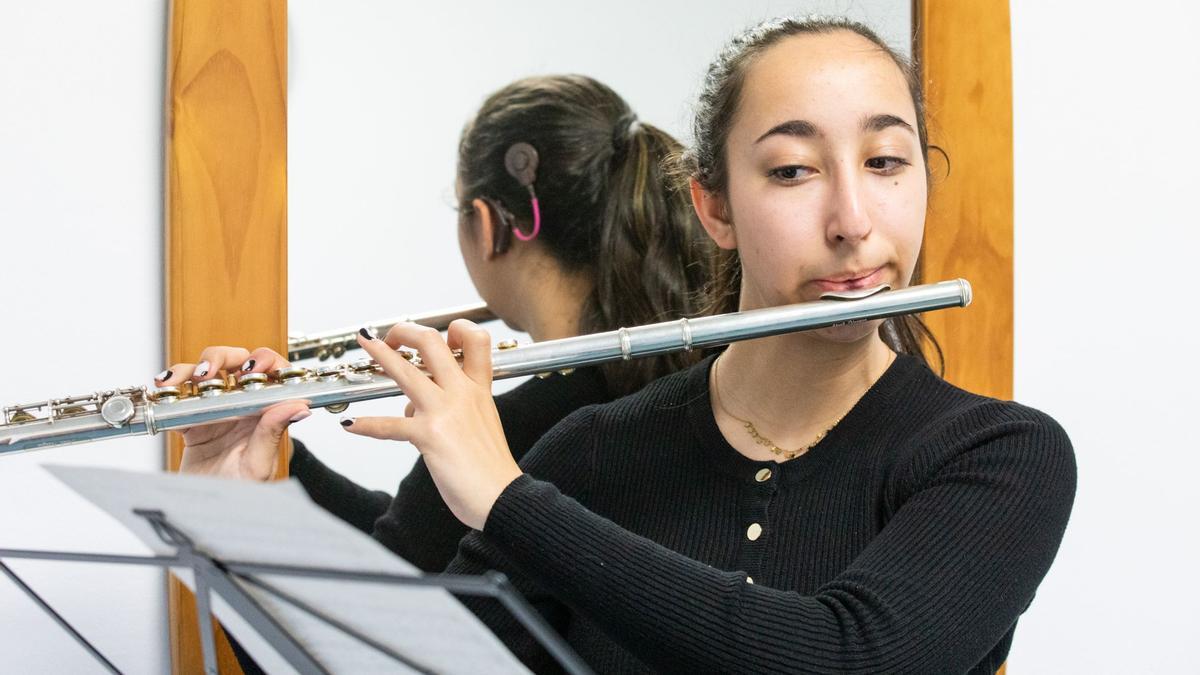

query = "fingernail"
359;327;376;340
339;416;355;427
155;369;172;382
195;361;210;378
241;358;256;372
289;410;311;424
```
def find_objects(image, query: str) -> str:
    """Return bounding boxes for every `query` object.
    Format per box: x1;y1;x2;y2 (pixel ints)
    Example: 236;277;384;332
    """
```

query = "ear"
689;178;737;250
470;198;501;261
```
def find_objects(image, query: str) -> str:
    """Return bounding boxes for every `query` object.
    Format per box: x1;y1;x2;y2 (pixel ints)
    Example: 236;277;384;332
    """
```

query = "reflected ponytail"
459;75;713;395
584;121;713;394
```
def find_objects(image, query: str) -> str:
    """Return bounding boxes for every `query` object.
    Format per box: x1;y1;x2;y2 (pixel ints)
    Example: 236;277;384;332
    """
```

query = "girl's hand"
156;346;310;481
342;320;522;530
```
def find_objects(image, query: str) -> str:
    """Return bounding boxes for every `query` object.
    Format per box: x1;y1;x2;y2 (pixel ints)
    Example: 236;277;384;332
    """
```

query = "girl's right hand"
156;346;310;481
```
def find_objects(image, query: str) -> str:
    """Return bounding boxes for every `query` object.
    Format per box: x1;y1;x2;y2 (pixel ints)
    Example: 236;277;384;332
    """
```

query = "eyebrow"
754;114;916;144
862;113;915;135
754;120;819;144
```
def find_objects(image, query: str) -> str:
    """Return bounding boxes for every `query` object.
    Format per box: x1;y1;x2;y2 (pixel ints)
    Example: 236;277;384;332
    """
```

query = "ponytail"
584;122;713;395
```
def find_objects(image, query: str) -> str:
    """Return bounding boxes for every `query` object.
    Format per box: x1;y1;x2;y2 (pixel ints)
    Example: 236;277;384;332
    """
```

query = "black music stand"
0;508;591;675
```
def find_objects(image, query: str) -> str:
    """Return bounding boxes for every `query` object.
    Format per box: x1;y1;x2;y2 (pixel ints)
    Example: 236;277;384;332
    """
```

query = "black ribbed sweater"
228;367;615;675
288;365;612;571
446;354;1076;673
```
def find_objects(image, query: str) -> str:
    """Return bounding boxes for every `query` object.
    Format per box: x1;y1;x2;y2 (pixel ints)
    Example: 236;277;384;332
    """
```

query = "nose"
825;164;872;245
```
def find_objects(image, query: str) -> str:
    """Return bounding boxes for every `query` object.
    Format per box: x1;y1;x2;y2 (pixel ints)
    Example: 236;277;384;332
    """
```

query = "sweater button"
754;467;773;482
746;576;755;584
746;523;763;541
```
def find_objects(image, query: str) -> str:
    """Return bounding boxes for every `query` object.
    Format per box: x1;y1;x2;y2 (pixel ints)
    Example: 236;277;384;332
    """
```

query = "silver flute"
0;279;971;457
288;302;497;362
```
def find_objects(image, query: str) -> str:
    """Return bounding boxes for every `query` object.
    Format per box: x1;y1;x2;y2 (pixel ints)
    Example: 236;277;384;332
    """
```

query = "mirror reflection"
287;0;912;489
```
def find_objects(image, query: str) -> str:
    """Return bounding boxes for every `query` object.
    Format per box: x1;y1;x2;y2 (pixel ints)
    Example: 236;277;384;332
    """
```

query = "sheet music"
45;464;530;674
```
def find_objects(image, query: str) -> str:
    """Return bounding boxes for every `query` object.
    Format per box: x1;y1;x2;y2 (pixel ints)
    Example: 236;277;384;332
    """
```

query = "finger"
242;346;292;375
192;346;253;381
156;363;196;386
247;400;312;474
404;400;415;417
339;415;415;443
381;324;407;350
382;323;462;384
447;319;493;386
379;324;463;386
356;326;440;403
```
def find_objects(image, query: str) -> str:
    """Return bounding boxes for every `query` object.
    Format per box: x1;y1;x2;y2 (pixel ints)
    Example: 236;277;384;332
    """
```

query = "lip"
811;266;886;291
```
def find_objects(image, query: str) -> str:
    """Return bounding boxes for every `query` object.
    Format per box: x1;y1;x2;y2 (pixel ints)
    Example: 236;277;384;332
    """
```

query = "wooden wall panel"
914;2;1013;673
165;0;287;672
915;0;1014;401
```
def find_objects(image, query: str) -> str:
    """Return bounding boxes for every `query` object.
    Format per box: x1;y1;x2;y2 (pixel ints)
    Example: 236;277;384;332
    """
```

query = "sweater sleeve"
452;403;1076;673
444;407;600;673
372;372;609;572
288;438;393;534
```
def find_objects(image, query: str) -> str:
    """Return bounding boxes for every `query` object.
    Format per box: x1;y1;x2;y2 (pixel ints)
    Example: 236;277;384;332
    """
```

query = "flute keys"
100;395;136;428
197;378;227;398
496;339;518;350
147;386;180;403
238;372;270;390
274;366;310;384
344;359;378;383
7;409;36;423
315;366;343;382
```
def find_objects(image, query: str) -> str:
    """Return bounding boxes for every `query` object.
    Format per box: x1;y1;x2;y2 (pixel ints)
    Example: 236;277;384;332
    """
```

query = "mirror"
287;0;912;489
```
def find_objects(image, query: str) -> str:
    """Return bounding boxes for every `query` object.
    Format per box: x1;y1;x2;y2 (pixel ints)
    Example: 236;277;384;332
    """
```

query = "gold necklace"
712;354;848;461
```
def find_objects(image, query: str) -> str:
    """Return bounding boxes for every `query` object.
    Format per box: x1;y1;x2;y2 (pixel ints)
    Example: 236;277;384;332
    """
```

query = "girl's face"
700;31;927;342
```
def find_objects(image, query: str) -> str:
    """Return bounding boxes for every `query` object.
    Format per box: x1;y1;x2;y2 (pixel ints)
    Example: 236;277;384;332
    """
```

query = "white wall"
1008;1;1200;672
0;2;168;674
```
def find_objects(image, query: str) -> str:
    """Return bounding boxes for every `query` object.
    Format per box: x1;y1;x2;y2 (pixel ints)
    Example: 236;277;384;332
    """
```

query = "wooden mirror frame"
164;1;287;672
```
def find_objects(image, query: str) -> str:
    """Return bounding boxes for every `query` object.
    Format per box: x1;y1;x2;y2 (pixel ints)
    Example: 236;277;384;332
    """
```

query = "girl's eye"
768;165;815;182
865;156;910;174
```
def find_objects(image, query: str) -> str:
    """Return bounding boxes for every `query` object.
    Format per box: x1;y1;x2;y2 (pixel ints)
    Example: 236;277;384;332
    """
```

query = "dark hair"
682;17;944;372
458;75;714;395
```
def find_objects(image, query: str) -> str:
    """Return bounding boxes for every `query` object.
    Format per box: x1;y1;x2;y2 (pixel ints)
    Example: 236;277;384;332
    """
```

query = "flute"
0;279;971;457
288;302;497;362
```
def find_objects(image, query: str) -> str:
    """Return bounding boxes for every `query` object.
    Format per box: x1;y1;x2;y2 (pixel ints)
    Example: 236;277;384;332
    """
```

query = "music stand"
1;507;591;674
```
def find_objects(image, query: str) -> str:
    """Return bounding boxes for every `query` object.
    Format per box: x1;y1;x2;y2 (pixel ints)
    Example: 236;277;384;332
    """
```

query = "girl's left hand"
342;319;523;531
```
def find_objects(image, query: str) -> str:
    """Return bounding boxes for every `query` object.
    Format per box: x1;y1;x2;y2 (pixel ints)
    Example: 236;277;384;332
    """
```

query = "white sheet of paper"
44;464;530;674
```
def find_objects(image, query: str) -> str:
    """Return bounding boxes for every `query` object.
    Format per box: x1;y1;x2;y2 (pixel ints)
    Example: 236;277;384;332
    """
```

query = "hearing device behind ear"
504;143;541;241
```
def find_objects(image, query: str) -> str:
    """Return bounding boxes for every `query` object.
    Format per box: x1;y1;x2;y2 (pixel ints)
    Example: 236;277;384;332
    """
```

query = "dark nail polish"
241;359;256;372
339;417;355;427
155;369;172;382
359;327;376;340
195;360;210;378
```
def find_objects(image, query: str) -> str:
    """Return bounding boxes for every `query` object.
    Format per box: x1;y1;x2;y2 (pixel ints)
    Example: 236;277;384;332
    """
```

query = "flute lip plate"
818;283;892;301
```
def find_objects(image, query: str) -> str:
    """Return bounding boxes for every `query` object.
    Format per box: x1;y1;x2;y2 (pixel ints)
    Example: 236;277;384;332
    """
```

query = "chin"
811;318;884;344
